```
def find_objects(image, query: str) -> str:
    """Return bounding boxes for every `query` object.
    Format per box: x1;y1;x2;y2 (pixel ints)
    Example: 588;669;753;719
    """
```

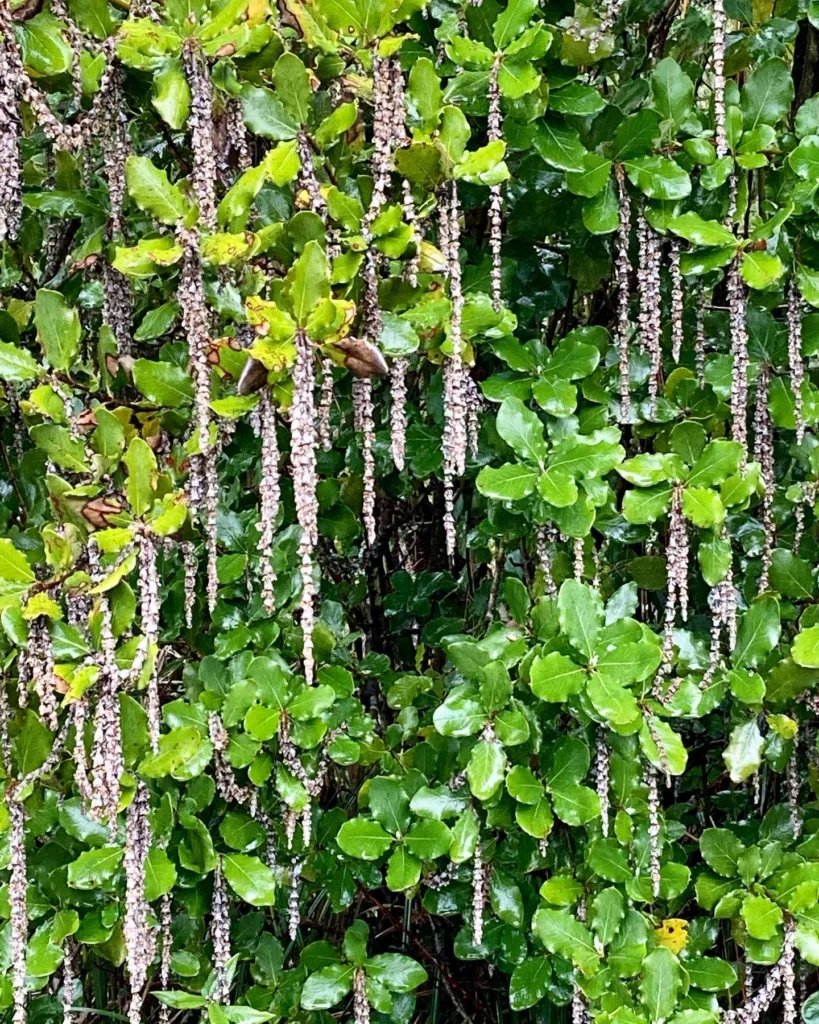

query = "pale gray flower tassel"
695;284;708;387
182;542;197;628
257;389;281;614
645;764;662;900
353;967;371;1024
787;739;802;841
615;166;632;420
72;696;92;808
317;359;335;452
353;378;377;546
390;358;408;471
292;331;319;685
472;844;486;945
10;798;27;1024
712;0;728;160
182;41;218;231
535;528;558;598
728;257;749;461
595;729;610;838
210;861;231;1004
754;365;775;594
137;533;161;750
788;282;805;444
637;212;662;417
90;599;123;835
488;53;503;312
287;859;303;941
124;783;157;1024
158;896;172;1024
0;8;22;244
669;241;684;363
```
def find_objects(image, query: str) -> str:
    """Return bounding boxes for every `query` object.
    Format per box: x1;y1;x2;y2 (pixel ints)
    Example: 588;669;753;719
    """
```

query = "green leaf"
793;625;819;667
476;462;538;501
557;580;602;661
67;846;124;890
125;155;187;225
723;719;765;783
0;339;40;381
741;250;784;290
668;212;738;248
493;0;539;47
300;963;354;1010
624;156;691;201
336;817;394;860
240;84;299;140
699;828;744;877
152;59;191;129
530;651;586;702
124;437;157;516
365;953;427;993
639;717;687;776
741;58;794;130
732;597;780;669
466;740;507;801
741;893;783;940
0;539;35;583
532;908;600;976
285;240;329;326
686;957;738;992
35;289;81;371
510;957;552;1011
650;57;694;125
586;671;640;725
640;947;683;1021
534;116;588;172
495;397;546;465
223;853;277;906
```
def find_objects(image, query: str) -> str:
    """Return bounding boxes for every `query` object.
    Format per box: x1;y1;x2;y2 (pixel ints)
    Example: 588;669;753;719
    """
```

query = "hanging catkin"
471;844;486;945
353;967;371;1024
210;861;231;1004
0;3;23;244
90;598;123;835
287;859;303;940
10;798;27;1024
100;66;132;357
645;764;662;900
353;378;377;546
727;257;749;461
595;728;610;838
637;212;662;416
712;0;728;159
488;53;503;312
701;557;737;689
615;166;632;420
124;784;157;1024
257;389;280;614
292;331;319;685
754;365;775;593
441;182;468;559
182;542;197;628
30;617;59;732
535;527;558;598
178;225;212;461
137;532;161;750
158;896;173;1024
72;696;92;808
788;282;805;444
182;41;217;231
655;484;688;698
389;357;408;471
669;240;684;363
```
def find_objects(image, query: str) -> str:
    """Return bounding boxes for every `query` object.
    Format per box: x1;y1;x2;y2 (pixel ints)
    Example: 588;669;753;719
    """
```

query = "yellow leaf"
655;919;688;954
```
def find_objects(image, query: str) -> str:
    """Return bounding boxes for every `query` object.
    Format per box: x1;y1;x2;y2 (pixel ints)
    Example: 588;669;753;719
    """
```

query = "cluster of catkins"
722;923;796;1024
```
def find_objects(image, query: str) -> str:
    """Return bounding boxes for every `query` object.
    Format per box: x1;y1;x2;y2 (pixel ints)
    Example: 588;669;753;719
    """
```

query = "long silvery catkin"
646;764;662;900
441;182;468;559
488;52;503;312
292;331;318;685
124;784;157;1024
595;728;610;838
0;4;22;244
183;41;217;231
90;599;123;835
353;378;377;546
257;389;281;613
712;0;728;159
10;798;27;1024
137;532;161;751
637;212;662;417
211;861;231;1004
615;165;632;420
727;257;749;461
390;357;408;471
753;365;775;594
788;282;805;444
669;241;684;363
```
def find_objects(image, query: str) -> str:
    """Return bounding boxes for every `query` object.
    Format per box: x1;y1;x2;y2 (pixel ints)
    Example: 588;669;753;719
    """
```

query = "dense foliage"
5;0;819;1021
